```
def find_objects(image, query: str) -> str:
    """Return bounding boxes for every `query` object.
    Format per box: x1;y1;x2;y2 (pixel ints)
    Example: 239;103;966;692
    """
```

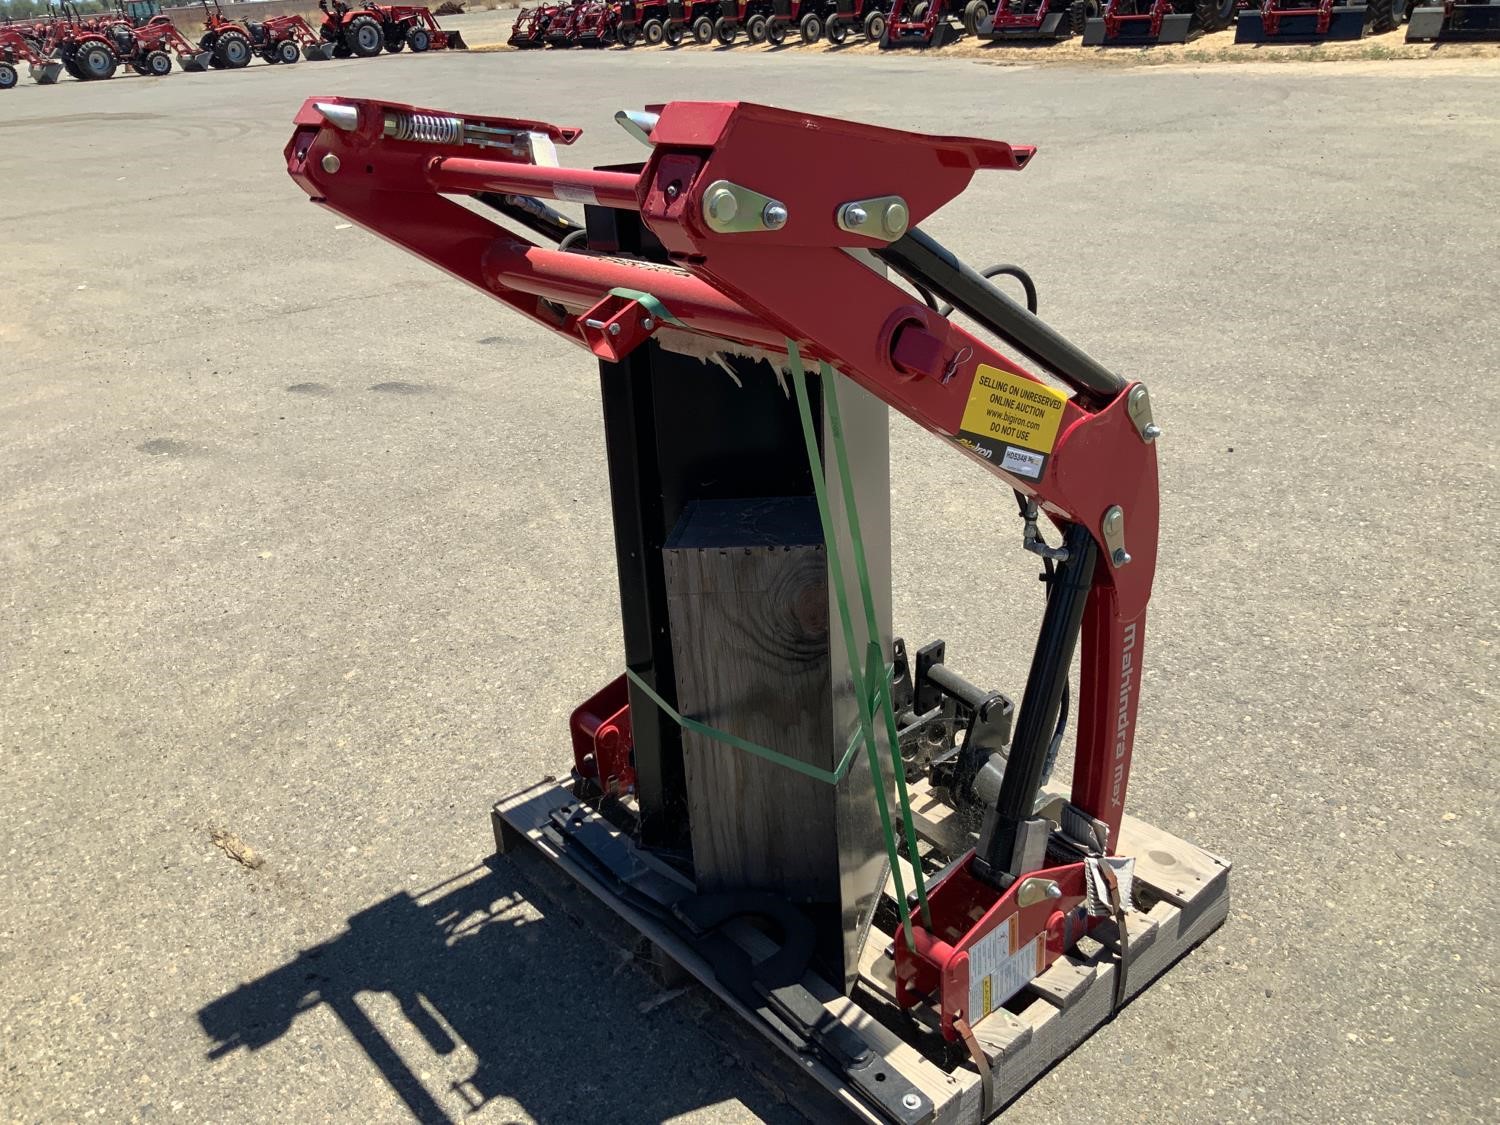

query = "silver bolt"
1143;423;1162;440
321;153;341;174
1046;882;1063;899
762;201;788;229
842;203;869;228
882;200;909;236
706;186;738;224
902;1093;922;1111
607;323;621;337
1112;547;1132;566
641;317;655;331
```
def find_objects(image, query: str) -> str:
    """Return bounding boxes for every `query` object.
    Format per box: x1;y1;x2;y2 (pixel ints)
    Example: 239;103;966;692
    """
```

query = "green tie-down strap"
614;323;933;948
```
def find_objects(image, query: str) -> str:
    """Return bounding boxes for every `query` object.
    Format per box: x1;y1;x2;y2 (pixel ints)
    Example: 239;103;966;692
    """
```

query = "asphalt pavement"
1;42;1497;1125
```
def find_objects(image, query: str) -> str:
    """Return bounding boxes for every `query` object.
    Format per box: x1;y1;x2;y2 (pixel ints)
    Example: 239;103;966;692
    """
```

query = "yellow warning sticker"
959;365;1068;456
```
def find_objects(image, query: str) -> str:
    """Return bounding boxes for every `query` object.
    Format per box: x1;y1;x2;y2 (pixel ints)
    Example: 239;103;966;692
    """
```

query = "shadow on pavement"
197;855;805;1123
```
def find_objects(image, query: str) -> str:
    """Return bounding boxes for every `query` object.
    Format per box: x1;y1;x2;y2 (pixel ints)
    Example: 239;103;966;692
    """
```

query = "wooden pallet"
494;778;1230;1124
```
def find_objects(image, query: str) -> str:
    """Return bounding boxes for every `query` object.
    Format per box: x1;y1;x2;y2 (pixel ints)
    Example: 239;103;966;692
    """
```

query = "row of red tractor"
0;0;464;91
508;0;1498;48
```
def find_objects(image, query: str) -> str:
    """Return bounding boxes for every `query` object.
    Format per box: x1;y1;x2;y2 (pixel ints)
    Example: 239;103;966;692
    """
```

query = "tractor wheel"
61;52;83;80
347;15;384;56
665;21;685;43
799;11;823;40
692;15;715;41
277;38;300;63
747;13;768;39
912;1;929;17
407;26;431;49
1190;0;1236;30
863;9;886;37
385;35;405;51
145;49;173;75
767;17;788;41
215;32;252;68
827;16;848;40
963;0;989;33
78;43;117;80
643;17;666;42
1365;0;1397;28
714;16;738;42
0;62;17;91
618;24;639;44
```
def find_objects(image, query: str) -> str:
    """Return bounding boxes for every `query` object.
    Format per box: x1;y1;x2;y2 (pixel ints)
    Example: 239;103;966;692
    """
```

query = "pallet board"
495;778;1230;1124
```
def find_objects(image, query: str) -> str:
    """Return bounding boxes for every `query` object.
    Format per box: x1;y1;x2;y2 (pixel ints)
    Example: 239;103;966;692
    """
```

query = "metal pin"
320;153;340;174
762;202;788;229
314;102;359;132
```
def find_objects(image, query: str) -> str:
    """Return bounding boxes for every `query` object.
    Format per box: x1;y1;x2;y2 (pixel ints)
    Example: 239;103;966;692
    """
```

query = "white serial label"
968;917;1042;1020
554;183;599;206
1001;447;1045;479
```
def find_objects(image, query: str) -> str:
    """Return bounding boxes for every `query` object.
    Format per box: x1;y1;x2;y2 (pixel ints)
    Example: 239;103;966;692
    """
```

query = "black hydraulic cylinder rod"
981;522;1098;878
925;662;992;713
876;229;1126;402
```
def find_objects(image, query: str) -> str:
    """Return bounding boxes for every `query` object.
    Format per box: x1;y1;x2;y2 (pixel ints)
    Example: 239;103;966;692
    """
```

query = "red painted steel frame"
285;97;1160;1031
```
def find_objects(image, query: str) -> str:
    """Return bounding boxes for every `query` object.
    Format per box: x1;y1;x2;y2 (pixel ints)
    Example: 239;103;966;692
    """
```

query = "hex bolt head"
321;153;341;174
607;323;621;337
641;317;656;331
882;200;909;237
1112;547;1132;566
1143;423;1162;440
706;186;738;224
902;1093;922;1111
762;201;788;229
842;204;869;228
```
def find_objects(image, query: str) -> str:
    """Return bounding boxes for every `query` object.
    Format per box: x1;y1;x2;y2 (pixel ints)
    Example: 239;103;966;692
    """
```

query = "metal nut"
841;203;869;228
762;201;788;229
320;153;341;174
902;1093;922;1110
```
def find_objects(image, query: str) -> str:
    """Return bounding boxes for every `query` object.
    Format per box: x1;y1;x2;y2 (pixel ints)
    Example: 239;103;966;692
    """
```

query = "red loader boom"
0;26;63;88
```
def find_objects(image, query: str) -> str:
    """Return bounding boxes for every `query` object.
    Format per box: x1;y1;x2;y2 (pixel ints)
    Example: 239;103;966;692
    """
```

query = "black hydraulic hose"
940;264;1038;318
877;228;1125;401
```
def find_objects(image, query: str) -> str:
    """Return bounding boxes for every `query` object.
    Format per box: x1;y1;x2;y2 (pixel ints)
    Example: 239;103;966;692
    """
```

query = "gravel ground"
1;44;1497;1125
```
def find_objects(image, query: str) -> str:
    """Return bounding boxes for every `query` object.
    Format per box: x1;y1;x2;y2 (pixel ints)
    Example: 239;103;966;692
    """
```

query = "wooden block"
1024;953;1097;1010
1117;812;1231;908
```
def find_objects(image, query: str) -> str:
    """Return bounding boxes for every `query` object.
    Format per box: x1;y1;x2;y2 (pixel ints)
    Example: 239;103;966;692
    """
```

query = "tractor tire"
276;39;301;63
963;0;989;33
1191;0;1236;30
665;21;685;43
747;13;768;38
1365;0;1398;29
77;42;117;80
692;15;715;41
408;26;432;49
799;11;823;39
214;31;252;68
385;35;405;51
0;62;17;91
714;16;738;42
827;15;849;40
863;9;886;38
767;17;788;41
619;24;639;44
643;17;666;42
912;1;929;17
347;15;384;56
145;49;173;75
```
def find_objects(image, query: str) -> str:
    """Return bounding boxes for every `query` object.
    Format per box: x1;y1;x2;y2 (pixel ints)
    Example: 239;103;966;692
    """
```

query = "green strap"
607;287;683;327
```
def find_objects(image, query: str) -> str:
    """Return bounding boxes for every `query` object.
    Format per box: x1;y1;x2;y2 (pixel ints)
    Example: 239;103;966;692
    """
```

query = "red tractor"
663;0;729;42
544;0;587;43
182;0;257;69
37;4;124;81
764;0;840;40
357;4;468;50
612;0;673;42
242;14;337;63
318;0;387;56
707;0;779;40
0;26;64;88
573;1;623;44
826;0;892;38
97;6;213;75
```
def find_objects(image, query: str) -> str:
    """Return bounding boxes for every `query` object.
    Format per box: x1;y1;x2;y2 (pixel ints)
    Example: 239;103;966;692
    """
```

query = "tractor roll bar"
878;229;1126;401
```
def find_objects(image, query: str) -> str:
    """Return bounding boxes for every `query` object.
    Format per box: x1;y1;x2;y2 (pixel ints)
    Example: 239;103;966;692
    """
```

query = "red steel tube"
429;157;641;211
482;240;784;350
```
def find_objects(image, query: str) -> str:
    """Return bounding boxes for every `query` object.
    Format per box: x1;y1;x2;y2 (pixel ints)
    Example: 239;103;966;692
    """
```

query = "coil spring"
387;112;464;146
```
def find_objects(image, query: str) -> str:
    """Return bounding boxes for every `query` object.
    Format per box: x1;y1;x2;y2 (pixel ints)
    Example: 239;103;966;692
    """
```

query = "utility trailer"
1405;0;1499;37
1233;0;1401;40
285;95;1230;1124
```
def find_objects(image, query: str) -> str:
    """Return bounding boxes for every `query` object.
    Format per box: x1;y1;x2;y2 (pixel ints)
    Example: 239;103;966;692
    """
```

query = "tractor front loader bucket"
178;51;212;71
303;41;338;58
980;11;1069;36
444;29;468;46
1235;1;1368;41
880;18;962;45
30;59;65;84
1407;1;1500;39
1083;1;1191;44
